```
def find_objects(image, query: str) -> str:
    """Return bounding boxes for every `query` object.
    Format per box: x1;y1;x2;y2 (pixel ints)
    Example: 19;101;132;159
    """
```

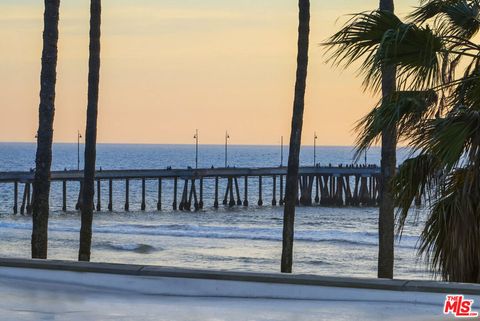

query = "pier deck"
0;166;382;214
0;166;380;182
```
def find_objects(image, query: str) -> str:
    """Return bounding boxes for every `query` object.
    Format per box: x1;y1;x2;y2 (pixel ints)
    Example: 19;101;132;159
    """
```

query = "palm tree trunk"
79;0;101;262
281;0;310;273
31;0;61;259
378;0;396;279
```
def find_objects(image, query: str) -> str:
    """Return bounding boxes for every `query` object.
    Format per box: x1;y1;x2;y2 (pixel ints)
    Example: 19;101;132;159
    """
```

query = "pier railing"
0;166;381;214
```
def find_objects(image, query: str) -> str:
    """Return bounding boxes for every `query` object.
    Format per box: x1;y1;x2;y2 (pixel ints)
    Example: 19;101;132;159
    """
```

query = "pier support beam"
258;176;263;206
108;179;113;212
228;178;235;207
223;178;229;206
359;176;369;205
243;176;249;206
13;181;18;214
124;179;130;211
141;178;146;211
189;179;198;211
299;176;313;206
199;178;204;209
272;176;277;206
234;178;242;206
180;179;188;211
345;176;352;206
157;178;162;211
26;183;32;214
20;183;27;215
173;177;178;210
214;176;219;208
62;180;67;212
96;180;101;211
26;183;32;215
279;175;284;205
334;175;344;206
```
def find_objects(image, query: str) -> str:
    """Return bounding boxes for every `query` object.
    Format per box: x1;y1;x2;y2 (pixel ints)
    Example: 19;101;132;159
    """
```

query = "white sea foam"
0;221;419;248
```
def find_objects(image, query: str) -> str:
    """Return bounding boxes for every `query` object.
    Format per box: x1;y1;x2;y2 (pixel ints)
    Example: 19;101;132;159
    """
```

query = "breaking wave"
0;221;419;249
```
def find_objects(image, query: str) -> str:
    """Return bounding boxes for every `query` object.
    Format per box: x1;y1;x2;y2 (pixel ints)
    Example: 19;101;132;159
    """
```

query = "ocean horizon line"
0;141;412;149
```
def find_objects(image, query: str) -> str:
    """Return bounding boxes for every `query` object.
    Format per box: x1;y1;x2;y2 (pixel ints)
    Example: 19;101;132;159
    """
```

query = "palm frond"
393;153;442;235
379;24;445;90
410;0;480;39
323;11;403;91
419;167;480;282
354;90;438;158
451;62;480;109
323;10;445;92
408;107;480;169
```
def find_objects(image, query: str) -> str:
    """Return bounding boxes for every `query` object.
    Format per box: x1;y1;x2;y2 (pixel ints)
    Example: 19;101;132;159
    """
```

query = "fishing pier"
0;166;381;214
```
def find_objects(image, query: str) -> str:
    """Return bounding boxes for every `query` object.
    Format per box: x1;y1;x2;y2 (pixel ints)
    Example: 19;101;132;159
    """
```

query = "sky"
0;0;419;145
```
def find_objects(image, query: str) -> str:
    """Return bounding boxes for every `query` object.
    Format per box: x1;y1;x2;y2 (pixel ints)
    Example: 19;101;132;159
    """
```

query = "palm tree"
281;0;310;273
31;0;61;259
325;1;401;279
79;0;101;262
393;0;480;282
378;0;397;279
326;0;480;282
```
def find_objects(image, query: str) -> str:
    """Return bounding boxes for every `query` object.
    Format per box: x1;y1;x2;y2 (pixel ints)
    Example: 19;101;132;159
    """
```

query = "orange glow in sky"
0;0;418;145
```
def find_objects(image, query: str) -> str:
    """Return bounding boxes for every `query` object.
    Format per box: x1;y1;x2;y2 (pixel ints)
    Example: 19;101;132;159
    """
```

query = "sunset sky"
1;0;418;145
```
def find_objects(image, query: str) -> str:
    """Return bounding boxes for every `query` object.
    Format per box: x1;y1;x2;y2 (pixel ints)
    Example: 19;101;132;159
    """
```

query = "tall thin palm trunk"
31;0;61;259
378;0;396;279
281;0;310;273
79;0;101;262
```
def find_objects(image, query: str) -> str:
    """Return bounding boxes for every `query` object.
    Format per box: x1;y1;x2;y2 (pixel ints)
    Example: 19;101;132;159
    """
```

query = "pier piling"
62;180;67;212
157;178;162;211
243;176;249;206
222;178;228;206
173;177;178;210
13;181;18;214
199;178;204;209
314;176;320;204
214;176;219;208
279;175;284;205
234;177;241;206
124;179;130;211
258;176;263;206
25;183;32;215
108;179;113;211
272;176;277;206
141;179;146;211
228;178;235;207
20;183;27;215
180;179;188;211
96;180;101;211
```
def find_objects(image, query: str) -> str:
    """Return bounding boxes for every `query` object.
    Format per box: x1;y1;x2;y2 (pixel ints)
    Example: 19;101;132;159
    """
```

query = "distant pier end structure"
0;166;381;214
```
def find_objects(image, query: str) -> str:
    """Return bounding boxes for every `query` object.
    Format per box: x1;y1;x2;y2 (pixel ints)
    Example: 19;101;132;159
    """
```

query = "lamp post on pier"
77;130;82;171
225;131;230;168
194;129;199;169
313;132;318;166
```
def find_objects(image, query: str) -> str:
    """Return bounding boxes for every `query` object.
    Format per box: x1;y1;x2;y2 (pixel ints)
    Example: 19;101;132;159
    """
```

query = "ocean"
0;143;430;279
